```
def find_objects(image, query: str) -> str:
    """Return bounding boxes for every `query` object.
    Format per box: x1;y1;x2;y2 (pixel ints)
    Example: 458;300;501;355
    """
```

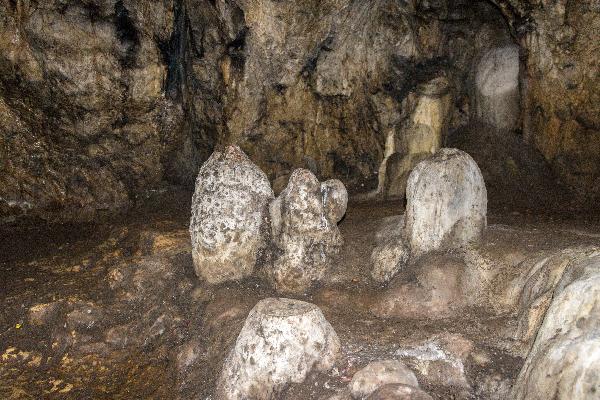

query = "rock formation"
405;148;487;257
268;169;347;294
350;360;419;399
474;46;520;131
512;252;600;400
190;146;273;284
381;77;453;199
217;298;340;400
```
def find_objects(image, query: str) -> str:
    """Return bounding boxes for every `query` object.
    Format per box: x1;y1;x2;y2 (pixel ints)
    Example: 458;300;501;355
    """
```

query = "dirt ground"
1;190;599;399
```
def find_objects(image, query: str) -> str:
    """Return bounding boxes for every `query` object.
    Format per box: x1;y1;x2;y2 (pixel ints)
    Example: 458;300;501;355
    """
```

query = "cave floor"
1;191;599;399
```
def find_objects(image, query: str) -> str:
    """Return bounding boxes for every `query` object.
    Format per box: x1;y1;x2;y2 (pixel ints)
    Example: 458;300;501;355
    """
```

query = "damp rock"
405;148;487;257
190;146;274;284
268;169;346;294
395;333;474;389
350;360;419;399
216;298;340;400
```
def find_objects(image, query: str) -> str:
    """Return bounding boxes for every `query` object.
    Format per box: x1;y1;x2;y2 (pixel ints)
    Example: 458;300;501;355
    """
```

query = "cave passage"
0;0;599;399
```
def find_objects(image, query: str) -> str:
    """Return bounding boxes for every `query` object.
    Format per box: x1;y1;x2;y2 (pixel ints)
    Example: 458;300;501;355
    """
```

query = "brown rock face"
1;0;598;220
0;1;193;220
503;0;600;205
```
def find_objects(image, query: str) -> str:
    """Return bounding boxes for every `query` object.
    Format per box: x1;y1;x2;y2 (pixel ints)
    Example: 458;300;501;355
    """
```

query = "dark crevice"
114;0;140;68
385;56;450;102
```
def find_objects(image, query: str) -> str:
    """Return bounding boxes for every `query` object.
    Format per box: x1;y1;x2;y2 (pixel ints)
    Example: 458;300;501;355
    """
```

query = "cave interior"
0;0;599;399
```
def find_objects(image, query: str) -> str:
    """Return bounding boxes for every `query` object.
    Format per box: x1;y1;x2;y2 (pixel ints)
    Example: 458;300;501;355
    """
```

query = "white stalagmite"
405;148;487;257
189;145;274;284
216;298;341;400
268;169;347;293
474;45;520;130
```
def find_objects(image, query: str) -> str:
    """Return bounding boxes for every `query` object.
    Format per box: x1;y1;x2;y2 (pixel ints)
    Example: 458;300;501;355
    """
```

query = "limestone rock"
370;254;466;319
350;360;419;399
190;146;274;284
367;384;433;400
474;46;520;130
371;240;410;285
321;179;349;224
512;252;600;400
268;169;346;294
216;298;340;400
395;333;473;389
405;148;487;257
383;77;453;199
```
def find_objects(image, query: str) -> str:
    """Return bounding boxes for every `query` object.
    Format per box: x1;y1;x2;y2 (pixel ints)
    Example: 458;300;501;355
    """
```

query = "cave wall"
0;0;188;220
0;0;598;221
517;0;600;205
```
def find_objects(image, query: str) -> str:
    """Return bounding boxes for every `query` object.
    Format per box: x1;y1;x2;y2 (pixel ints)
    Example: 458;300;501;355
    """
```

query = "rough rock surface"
381;77;453;199
190;146;273;284
350;360;419;399
367;384;433;400
395;333;474;390
216;298;340;400
268;169;346;293
370;214;408;284
513;0;600;205
512;252;600;400
371;254;466;320
371;240;410;285
0;0;205;221
405;148;487;257
474;46;520;130
1;0;599;221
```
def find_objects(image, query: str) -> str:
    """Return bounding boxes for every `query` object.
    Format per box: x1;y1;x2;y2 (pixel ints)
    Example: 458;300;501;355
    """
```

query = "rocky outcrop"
405;148;487;257
190;146;273;284
217;298;340;400
515;0;600;206
268;169;347;294
512;252;600;400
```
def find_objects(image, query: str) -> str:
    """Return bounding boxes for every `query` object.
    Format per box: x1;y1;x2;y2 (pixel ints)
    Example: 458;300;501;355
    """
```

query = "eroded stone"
190;146;274;284
268;169;346;294
216;298;340;400
405;148;487;257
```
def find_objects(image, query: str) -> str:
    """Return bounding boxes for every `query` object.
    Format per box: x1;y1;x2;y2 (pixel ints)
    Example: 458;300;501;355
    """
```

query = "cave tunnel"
0;0;599;398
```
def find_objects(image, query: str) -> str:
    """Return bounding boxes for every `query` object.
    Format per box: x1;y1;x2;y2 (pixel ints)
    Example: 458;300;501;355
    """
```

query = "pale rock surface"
512;252;600;400
371;255;466;319
474;45;520;130
268;169;347;293
367;384;433;400
383;77;453;199
371;240;410;284
370;215;408;284
503;246;600;352
216;298;340;400
405;148;487;257
350;360;419;399
189;146;274;284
